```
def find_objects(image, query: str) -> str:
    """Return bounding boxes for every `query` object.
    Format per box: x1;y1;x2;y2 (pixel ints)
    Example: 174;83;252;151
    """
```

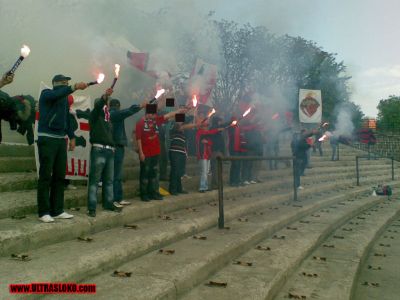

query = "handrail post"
356;156;360;186
337;143;340;161
292;158;297;201
217;157;224;229
392;156;394;181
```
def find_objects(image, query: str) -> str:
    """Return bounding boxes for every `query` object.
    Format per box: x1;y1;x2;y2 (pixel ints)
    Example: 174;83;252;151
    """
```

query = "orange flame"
21;45;30;58
242;107;252;117
207;108;216;118
192;95;198;107
155;88;165;99
114;64;120;77
318;134;327;142
97;73;105;84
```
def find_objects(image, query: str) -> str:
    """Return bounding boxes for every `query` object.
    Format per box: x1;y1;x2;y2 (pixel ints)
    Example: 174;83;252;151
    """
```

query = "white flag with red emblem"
299;89;322;123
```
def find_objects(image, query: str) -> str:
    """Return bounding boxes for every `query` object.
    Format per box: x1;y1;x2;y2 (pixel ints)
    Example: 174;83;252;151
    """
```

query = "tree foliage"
377;95;400;132
177;17;359;122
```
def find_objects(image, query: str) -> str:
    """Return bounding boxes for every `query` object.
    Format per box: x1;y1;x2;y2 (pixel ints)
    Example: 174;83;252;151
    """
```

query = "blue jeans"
87;147;114;212
113;146;125;201
199;159;210;191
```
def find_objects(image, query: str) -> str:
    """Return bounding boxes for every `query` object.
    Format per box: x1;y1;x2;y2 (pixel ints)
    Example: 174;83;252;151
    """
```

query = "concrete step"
0;175;393;298
275;198;400;300
0;162;391;220
0;164;392;257
0;151;393;192
85;182;399;299
0;155;139;174
0;157;36;173
0;144;34;157
352;209;400;300
0;162;203;193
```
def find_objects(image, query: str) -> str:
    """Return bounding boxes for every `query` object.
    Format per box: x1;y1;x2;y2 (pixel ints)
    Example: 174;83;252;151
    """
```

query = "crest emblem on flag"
299;89;322;123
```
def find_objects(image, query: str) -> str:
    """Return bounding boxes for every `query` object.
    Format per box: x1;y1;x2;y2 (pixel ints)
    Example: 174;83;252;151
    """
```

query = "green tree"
377;95;400;132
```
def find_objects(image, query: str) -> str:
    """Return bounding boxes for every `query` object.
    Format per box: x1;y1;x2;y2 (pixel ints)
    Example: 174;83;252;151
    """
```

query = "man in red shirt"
136;106;183;201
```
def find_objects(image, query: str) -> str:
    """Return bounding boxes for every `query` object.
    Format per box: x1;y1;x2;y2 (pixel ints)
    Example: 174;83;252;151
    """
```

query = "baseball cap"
52;74;71;83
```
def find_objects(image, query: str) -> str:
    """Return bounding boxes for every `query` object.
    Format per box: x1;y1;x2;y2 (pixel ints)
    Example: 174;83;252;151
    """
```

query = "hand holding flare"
149;88;166;104
225;107;253;128
8;45;31;75
201;108;216;124
87;73;105;86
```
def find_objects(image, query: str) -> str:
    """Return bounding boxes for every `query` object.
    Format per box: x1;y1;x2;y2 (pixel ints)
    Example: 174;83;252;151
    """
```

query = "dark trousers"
140;155;159;198
113;146;125;201
229;151;243;185
294;158;306;188
169;151;186;193
241;151;253;182
37;136;67;217
313;141;323;156
266;141;279;170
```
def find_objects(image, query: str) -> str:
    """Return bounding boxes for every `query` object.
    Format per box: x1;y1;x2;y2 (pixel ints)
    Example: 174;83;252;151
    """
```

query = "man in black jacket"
291;129;312;190
87;88;120;217
109;98;146;205
37;74;87;223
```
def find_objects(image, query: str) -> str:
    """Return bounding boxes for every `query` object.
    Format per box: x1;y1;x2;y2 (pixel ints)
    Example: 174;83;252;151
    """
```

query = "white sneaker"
113;201;124;208
250;180;257;184
297;186;304;190
181;174;192;179
243;181;250;185
119;200;131;205
53;212;74;219
39;215;55;223
98;182;103;187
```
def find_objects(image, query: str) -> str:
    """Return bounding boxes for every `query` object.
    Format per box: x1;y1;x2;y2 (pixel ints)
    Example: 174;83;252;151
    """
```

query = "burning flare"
20;45;31;58
97;73;105;84
192;95;198;107
272;113;280;120
207;108;216;118
114;64;120;78
231;120;238;126
318;132;332;142
242;107;252;118
155;89;165;99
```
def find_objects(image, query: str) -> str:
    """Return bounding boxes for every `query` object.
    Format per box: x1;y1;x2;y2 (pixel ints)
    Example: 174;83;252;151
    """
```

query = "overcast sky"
1;0;399;118
203;0;400;117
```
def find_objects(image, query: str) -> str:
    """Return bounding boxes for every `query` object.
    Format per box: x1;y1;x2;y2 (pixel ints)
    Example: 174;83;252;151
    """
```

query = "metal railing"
347;132;400;162
216;155;296;229
355;155;395;186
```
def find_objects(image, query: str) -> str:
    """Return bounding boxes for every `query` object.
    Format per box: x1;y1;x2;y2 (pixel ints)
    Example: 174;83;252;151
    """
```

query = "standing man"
109;98;146;206
291;129;312;190
136;106;183;201
87;88;120;217
37;74;87;222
